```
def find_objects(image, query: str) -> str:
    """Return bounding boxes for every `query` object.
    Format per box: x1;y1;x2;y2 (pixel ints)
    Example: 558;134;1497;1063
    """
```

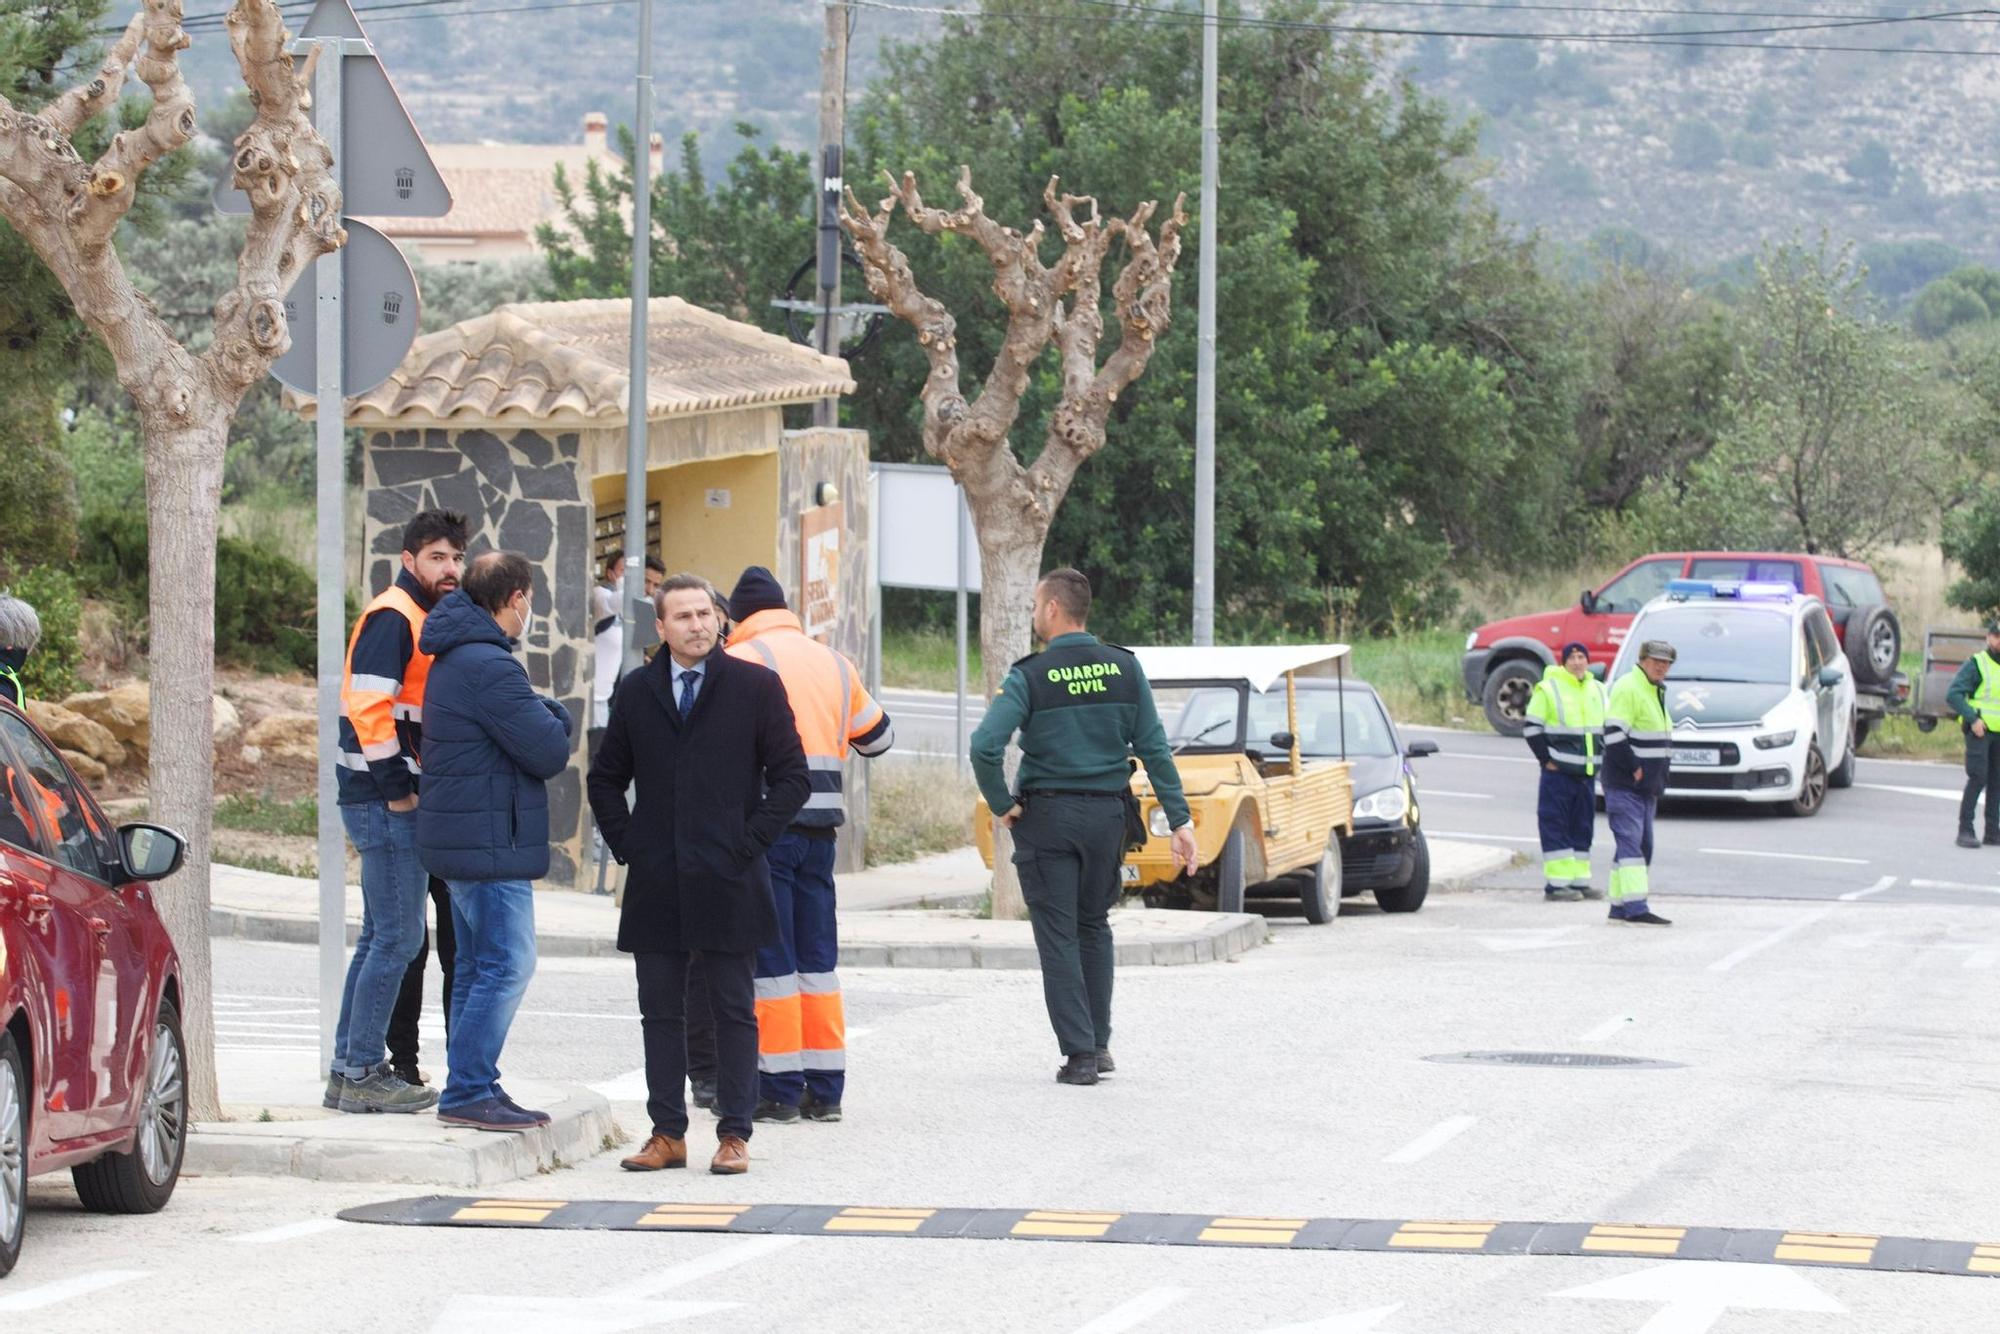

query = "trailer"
1911;627;1986;733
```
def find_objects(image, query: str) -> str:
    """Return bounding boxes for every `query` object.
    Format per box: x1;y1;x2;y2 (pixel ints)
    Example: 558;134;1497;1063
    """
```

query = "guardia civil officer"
1602;639;1676;926
969;568;1199;1085
1523;641;1607;902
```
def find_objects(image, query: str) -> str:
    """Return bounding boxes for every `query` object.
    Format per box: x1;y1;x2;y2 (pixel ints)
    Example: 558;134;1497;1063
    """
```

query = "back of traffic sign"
214;0;450;219
270;219;421;398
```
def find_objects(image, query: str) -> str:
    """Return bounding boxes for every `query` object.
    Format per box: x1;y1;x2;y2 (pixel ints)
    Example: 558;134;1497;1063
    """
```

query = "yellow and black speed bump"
335;1198;2000;1280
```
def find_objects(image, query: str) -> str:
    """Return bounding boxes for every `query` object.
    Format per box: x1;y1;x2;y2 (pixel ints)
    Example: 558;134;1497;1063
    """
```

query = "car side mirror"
1580;589;1599;614
1817;665;1843;689
119;823;186;882
1269;731;1296;752
1589;662;1607;680
1404;740;1440;758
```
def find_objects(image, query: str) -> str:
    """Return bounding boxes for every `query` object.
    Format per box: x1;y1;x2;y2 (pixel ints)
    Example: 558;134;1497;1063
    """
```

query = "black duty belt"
1024;788;1125;799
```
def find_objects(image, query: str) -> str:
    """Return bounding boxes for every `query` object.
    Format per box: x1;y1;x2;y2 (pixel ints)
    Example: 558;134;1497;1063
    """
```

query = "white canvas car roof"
1130;644;1352;694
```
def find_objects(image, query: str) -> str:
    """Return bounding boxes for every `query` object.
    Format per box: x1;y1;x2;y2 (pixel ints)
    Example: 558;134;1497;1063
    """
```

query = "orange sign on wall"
801;503;843;642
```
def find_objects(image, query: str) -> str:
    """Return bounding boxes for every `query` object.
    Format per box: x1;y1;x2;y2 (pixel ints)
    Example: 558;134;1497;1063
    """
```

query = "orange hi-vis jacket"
336;571;436;805
725;609;893;829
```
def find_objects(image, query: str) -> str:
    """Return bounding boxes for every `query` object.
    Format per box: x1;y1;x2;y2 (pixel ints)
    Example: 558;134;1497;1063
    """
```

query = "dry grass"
866;760;976;867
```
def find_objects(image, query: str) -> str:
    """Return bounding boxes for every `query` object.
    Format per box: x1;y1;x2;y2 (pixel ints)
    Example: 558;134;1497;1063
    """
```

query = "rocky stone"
428;467;482;528
26;700;125;767
61;748;107;785
240;744;264;766
511;429;555;467
374;449;465;487
367;486;419;527
516;463;579;502
212;695;242;745
459;431;515;492
61;691;141;743
244;713;319;762
498;501;554;562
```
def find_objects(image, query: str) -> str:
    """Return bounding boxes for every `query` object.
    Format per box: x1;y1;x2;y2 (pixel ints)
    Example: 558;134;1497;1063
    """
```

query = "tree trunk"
142;405;228;1122
975;517;1049;922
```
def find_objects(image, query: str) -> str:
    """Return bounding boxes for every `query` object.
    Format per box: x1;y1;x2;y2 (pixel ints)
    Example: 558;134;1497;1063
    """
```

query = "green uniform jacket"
970;632;1193;829
1944;649;2000;734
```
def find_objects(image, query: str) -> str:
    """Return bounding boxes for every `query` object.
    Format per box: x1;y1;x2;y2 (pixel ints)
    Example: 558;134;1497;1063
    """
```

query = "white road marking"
1707;910;1830;972
1068;1287;1190;1334
1854;782;1959;801
587;1066;651;1101
1426;752;1536;766
1939;943;2000;969
0;1270;149;1311
1579;1014;1631;1042
1556;1260;1841;1332
230;1218;345;1245
1910;878;2000;894
611;1235;802;1298
1428;830;1540;844
1416;789;1493;800
1382;1115;1477;1164
1698;847;1868;866
1839;875;1898;901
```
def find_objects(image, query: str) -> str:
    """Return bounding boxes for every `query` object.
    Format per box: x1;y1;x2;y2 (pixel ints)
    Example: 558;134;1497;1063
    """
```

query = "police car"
1608;579;1857;816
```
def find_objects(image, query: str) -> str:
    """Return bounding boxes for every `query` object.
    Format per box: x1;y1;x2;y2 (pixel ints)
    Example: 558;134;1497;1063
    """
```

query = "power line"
844;0;2000;55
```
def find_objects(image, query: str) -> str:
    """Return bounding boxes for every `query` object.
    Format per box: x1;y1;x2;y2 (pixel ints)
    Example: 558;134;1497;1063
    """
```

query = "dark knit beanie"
1559;641;1590;663
729;566;788;621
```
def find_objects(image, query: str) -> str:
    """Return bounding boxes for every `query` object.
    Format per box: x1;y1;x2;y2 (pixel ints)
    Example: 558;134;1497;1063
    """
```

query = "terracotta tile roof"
295;297;854;426
357;143;620;242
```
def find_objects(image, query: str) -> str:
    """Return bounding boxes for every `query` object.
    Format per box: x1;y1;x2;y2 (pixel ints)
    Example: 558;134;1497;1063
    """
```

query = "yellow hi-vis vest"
1525;665;1607;776
1974;653;2000;730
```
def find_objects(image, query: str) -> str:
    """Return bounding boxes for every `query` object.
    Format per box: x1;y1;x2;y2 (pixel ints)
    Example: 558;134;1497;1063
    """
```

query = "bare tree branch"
46;16;146;137
74;0;198;251
205;0;344;395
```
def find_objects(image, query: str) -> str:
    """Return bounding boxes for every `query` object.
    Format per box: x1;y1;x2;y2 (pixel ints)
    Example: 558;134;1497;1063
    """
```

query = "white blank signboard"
876;464;981;593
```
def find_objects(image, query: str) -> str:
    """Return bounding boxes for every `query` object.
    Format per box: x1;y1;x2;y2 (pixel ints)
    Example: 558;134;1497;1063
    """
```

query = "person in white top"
591;549;627;730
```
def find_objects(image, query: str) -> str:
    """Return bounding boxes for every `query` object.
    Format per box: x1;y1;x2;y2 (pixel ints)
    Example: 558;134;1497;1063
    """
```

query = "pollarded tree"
843;169;1184;918
0;0;345;1117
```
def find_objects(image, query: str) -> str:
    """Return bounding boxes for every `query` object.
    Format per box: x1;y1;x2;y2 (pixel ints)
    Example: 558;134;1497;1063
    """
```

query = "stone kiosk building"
305;297;869;887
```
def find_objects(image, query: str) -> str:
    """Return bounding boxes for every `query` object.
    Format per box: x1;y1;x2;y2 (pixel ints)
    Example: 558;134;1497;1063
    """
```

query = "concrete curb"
1428;844;1518;893
186;1084;621;1188
207;908;1270;968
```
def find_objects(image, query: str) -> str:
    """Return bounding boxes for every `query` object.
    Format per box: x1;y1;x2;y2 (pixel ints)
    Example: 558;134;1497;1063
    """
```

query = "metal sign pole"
1192;0;1218;646
955;488;968;777
313;35;347;1075
622;0;654;676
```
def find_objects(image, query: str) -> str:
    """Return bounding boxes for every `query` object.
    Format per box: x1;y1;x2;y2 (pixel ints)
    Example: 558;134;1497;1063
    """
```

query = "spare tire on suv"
1843;604;1900;688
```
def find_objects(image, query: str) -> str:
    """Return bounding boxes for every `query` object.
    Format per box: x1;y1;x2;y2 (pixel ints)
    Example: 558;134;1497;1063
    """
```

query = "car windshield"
1624;605;1794;685
1159;683;1398;757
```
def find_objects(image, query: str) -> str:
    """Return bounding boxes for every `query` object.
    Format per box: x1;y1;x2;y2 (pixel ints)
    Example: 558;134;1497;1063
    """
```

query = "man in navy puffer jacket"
417;551;575;1131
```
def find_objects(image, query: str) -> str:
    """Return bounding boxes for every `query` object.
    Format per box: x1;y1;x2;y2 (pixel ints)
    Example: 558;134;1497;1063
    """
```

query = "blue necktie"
678;669;698;717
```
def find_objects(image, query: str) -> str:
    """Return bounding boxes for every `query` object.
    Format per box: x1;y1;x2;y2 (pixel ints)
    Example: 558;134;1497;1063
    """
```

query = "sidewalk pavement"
190;1077;618;1189
207;839;1514;965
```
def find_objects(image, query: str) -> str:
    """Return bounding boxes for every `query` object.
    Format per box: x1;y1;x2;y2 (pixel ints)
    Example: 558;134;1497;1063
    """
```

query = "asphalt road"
885;686;1998;910
1399;725;1997;909
12;890;2000;1331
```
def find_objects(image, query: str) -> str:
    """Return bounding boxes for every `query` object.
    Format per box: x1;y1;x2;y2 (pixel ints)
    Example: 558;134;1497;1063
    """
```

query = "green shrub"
0;395;80;577
2;565;84;699
74;506;322;674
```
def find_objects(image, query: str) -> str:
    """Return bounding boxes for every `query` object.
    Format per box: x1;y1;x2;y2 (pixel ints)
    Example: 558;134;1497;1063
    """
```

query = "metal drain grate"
1424;1051;1683;1069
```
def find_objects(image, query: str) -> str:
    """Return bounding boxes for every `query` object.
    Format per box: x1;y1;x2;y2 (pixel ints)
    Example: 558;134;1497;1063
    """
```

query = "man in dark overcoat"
587;572;809;1175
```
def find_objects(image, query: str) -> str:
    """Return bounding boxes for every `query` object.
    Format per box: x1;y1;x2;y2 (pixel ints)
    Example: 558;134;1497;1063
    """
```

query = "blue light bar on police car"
1665;578;1795;601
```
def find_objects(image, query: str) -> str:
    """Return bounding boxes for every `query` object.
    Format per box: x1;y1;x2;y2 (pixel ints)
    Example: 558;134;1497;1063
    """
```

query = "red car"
0;698;188;1278
1463;551;1906;738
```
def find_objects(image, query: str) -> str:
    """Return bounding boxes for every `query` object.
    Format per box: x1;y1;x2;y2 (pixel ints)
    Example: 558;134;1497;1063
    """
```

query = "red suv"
1463;552;1906;739
0;699;188;1278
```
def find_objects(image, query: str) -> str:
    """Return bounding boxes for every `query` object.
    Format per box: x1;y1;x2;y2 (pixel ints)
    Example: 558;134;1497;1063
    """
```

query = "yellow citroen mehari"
976;645;1358;923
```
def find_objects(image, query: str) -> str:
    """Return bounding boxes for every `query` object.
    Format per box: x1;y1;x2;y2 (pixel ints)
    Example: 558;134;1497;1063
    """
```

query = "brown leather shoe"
710;1135;749;1175
620;1134;687;1171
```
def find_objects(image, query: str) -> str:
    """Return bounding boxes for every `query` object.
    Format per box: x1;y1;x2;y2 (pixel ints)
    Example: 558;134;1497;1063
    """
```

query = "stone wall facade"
362;426;595;886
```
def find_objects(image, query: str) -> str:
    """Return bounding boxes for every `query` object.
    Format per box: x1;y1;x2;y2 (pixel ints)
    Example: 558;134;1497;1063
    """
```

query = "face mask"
0;646;25;675
517;607;534;643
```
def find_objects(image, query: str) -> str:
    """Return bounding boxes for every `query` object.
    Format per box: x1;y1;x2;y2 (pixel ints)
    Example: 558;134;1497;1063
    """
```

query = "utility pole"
311;34;346;1073
814;0;849;428
622;0;654;674
1192;0;1218;646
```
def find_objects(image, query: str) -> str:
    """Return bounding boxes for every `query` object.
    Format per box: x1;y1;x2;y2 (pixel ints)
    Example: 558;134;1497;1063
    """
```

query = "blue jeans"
333;802;428;1079
440;879;538;1110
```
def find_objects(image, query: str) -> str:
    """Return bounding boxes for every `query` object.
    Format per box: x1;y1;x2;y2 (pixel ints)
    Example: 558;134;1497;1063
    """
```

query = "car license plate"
1120;864;1140;884
1673;746;1722;766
